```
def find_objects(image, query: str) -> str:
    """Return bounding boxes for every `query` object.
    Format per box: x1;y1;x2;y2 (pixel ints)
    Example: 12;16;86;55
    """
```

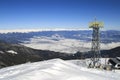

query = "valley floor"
0;59;119;80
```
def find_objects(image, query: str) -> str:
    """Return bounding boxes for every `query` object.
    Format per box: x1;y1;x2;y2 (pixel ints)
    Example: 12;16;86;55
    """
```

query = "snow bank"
0;59;119;80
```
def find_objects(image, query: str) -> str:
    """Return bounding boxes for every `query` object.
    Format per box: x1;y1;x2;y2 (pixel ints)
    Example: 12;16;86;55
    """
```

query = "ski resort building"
108;57;120;69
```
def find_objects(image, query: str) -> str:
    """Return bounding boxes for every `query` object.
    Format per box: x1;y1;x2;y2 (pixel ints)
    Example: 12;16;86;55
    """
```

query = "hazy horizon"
0;28;120;33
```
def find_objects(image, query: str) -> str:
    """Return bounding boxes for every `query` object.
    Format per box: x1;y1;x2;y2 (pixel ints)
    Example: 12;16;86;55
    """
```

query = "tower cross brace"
89;19;103;67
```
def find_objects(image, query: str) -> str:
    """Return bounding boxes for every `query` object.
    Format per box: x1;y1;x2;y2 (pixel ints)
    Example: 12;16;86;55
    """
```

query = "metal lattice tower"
89;18;104;67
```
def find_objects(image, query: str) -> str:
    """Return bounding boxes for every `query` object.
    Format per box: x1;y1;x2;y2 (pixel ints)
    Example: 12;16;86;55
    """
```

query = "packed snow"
22;36;120;53
7;50;18;54
0;59;119;80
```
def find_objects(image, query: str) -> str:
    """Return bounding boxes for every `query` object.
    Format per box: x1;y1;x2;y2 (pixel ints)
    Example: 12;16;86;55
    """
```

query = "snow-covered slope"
0;59;119;80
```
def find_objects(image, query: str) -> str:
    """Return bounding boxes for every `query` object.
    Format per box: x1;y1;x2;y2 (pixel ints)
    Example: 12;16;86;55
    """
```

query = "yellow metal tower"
89;18;104;67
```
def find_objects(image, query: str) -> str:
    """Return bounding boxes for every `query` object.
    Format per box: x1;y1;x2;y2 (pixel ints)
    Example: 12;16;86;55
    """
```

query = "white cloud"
22;36;120;54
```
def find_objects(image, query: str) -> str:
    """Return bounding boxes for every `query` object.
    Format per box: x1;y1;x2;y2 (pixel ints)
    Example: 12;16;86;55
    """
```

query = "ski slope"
0;59;119;80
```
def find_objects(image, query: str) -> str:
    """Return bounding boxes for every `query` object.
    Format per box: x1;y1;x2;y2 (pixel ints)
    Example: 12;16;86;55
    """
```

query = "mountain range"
0;41;120;68
0;30;119;53
0;30;120;68
0;41;70;68
0;30;120;44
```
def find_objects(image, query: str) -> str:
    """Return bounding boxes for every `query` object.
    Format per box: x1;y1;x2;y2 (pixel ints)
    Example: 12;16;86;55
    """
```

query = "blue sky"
0;0;120;30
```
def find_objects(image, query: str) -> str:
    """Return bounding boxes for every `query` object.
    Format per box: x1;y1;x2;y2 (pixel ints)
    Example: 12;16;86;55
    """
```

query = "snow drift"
0;59;119;80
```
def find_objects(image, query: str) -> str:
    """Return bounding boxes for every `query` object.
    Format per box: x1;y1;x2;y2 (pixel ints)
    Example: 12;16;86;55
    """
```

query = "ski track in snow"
0;59;119;80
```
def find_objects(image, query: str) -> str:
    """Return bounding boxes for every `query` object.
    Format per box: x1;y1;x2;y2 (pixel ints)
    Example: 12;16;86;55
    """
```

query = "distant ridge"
0;28;90;33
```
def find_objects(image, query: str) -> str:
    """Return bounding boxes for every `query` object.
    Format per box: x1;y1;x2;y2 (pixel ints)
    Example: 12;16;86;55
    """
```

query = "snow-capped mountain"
0;30;120;53
0;28;89;33
0;59;119;80
0;30;120;43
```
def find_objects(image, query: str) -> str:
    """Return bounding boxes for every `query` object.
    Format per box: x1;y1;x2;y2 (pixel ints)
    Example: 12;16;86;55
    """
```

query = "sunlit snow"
0;59;119;80
7;50;18;54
